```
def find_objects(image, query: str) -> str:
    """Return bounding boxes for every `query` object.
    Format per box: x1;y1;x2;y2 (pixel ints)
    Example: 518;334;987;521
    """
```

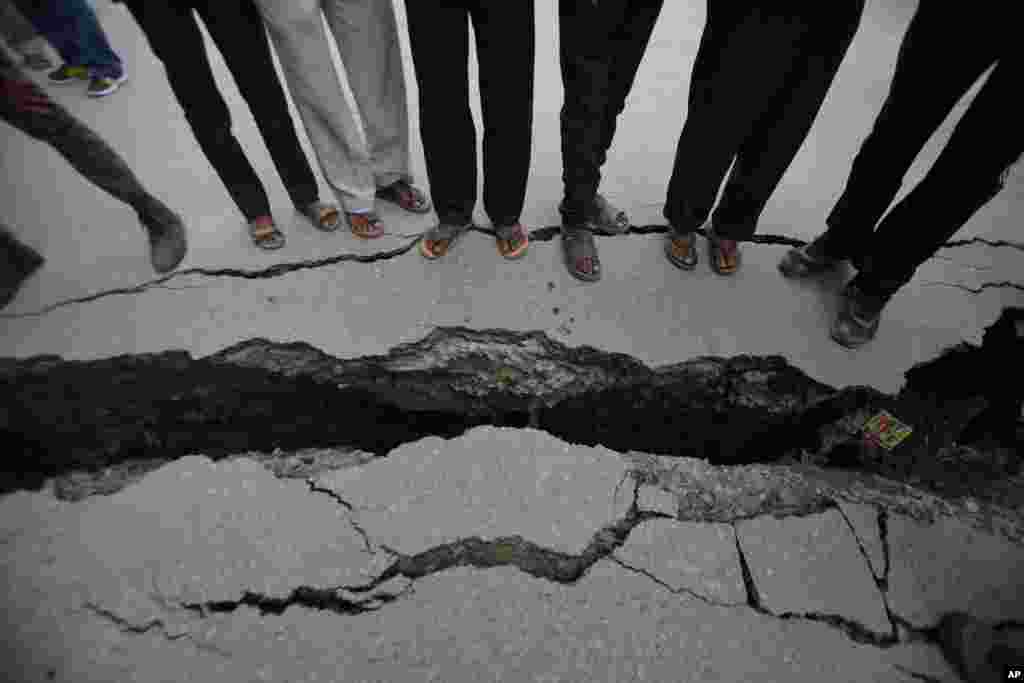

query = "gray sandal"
420;221;471;259
561;225;601;282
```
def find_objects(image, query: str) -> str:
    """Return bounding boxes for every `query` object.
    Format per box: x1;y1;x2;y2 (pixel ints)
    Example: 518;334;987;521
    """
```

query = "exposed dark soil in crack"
1;309;1020;508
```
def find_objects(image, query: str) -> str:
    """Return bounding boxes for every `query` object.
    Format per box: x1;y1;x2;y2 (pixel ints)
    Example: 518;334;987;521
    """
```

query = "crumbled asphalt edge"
4;226;1020;318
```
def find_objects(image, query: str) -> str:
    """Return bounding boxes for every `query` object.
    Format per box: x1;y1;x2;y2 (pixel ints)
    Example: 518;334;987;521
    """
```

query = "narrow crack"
305;479;353;510
878;507;892;592
940;237;1024;252
731;524;763;610
0;239;418;319
3;226;1017;319
83;602;231;657
835;504;899;639
304;478;378;554
925;280;1024;295
609;555;744;608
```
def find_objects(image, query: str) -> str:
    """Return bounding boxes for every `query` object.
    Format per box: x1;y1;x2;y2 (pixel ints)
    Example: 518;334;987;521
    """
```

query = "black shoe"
779;234;844;279
830;279;889;349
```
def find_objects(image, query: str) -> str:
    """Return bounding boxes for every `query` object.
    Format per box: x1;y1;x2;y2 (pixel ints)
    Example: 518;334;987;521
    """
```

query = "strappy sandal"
664;231;698;270
347;211;386;239
301;201;342;232
561;225;601;282
420;221;471;259
496;223;529;260
376;180;431;214
706;224;741;275
248;215;285;250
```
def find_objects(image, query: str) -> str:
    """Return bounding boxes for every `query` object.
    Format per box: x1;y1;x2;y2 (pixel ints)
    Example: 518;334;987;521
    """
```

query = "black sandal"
561;225;601;282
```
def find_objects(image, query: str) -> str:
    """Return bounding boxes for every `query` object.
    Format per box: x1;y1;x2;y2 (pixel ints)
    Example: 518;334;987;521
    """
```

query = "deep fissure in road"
2;308;1020;500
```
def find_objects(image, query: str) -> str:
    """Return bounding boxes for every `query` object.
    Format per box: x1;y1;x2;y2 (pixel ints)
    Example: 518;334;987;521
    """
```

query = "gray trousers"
0;0;48;55
254;0;412;212
1;64;169;229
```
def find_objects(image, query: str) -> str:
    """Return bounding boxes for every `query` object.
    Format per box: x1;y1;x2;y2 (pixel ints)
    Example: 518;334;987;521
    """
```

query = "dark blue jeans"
17;0;123;78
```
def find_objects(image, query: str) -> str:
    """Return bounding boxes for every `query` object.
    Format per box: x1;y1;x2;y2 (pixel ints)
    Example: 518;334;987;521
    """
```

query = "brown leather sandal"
664;231;698;270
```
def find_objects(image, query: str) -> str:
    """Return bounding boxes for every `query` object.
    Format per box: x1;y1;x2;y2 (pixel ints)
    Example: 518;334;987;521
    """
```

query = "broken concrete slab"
41;456;384;626
168;563;947;683
614;517;747;605
886;512;1024;628
315;426;633;556
735;509;892;637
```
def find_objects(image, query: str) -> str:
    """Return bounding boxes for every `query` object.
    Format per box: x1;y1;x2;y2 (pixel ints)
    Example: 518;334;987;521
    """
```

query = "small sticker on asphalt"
862;411;913;450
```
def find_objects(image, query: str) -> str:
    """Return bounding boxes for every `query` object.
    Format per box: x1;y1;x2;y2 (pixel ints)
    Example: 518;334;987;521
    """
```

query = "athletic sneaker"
48;64;89;84
87;73;127;98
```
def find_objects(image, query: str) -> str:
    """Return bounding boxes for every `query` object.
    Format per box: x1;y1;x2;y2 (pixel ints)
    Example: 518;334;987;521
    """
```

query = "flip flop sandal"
706;225;741;275
420;221;471;259
496;223;529;260
664;231;698;270
302;201;342;232
592;194;630;235
347;211;386;239
561;225;601;282
249;217;285;250
376;180;431;214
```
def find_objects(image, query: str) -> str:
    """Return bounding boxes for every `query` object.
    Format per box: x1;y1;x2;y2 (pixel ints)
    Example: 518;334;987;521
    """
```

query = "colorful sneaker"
87;73;127;98
47;64;89;84
830;280;889;349
22;53;55;71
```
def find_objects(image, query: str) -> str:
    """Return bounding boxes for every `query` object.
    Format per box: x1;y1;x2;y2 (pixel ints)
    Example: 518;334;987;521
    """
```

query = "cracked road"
1;0;1022;681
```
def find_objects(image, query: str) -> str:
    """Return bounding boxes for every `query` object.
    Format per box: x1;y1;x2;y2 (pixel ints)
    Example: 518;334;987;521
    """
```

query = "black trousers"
403;0;534;228
123;0;318;221
664;1;864;240
559;0;663;226
825;2;1023;297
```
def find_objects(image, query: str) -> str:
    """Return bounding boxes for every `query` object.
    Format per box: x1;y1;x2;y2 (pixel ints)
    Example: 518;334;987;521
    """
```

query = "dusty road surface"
2;1;1021;681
